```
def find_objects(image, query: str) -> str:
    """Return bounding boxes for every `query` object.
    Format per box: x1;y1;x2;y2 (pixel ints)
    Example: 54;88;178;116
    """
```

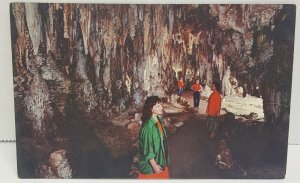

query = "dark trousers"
178;88;183;96
193;91;200;107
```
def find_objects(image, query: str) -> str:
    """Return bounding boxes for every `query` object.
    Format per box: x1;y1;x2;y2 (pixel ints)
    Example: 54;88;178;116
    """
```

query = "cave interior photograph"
10;3;296;179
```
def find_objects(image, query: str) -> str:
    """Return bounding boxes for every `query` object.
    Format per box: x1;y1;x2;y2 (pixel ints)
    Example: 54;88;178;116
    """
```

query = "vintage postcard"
10;3;296;178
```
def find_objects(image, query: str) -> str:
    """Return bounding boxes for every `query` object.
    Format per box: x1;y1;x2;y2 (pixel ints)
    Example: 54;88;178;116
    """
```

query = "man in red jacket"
206;81;221;139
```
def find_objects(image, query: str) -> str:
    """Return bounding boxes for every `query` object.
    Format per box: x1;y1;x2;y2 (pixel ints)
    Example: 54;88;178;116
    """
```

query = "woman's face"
152;102;163;115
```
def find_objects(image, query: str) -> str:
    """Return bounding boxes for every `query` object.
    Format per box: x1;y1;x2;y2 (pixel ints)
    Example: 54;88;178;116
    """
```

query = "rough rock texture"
261;5;295;134
36;149;72;178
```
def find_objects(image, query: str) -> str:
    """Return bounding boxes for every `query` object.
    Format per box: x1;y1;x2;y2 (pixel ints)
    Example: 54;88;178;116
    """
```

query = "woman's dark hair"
141;96;161;125
213;81;221;93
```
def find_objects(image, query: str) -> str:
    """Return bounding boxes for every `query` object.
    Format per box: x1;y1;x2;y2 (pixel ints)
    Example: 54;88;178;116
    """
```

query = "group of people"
137;79;222;179
178;77;204;109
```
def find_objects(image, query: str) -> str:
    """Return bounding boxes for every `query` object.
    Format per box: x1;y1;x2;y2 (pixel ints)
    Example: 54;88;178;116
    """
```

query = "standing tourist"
206;82;222;139
138;96;169;179
178;77;185;97
191;79;202;108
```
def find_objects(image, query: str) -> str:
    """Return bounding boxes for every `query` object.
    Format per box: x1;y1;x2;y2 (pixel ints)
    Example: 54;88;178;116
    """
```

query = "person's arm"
150;158;162;173
217;94;221;115
213;94;221;116
141;127;156;163
141;126;162;173
198;85;202;92
199;85;202;92
206;94;211;114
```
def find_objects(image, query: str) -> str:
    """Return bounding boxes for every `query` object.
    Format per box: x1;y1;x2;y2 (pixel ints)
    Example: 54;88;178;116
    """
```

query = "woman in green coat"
138;96;169;179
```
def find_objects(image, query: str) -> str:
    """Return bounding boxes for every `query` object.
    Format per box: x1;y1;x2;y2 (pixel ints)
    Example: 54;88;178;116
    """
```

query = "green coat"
138;116;169;174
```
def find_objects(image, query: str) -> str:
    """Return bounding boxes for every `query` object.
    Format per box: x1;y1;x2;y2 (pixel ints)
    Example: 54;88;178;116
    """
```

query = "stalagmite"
93;53;101;82
37;150;72;178
222;66;232;96
23;72;52;141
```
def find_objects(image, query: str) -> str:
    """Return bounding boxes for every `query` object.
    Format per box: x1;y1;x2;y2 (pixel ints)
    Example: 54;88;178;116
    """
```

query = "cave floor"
58;90;286;178
168;114;223;178
166;90;286;179
167;114;286;179
167;91;230;178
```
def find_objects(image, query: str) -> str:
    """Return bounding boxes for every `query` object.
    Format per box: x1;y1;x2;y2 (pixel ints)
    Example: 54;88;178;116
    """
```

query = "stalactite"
44;4;57;56
210;4;282;34
140;5;166;96
154;5;165;61
25;3;42;55
12;3;26;37
11;3;28;74
143;5;151;60
74;39;88;80
206;64;213;88
168;6;174;36
244;31;253;55
73;37;97;114
128;5;137;39
79;4;91;55
63;4;70;38
161;26;172;90
92;53;101;82
215;53;224;81
87;7;101;84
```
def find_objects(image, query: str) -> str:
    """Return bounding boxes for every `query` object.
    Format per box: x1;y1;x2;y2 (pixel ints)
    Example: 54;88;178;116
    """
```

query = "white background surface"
0;0;299;182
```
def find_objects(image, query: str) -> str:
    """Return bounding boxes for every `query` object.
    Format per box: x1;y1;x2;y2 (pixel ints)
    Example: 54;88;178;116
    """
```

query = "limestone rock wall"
10;3;295;142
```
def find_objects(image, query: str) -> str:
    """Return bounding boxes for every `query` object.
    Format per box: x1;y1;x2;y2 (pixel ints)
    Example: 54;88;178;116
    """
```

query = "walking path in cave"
168;115;224;178
167;91;284;178
168;90;225;178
